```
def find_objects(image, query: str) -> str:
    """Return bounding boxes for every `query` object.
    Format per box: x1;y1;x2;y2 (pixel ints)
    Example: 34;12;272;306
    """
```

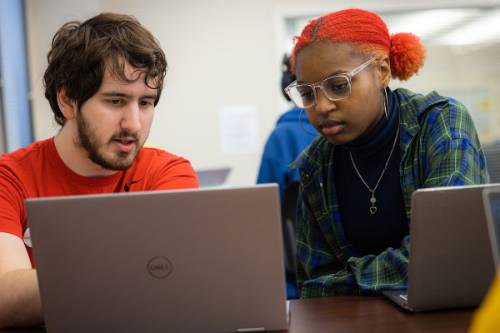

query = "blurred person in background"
257;54;317;299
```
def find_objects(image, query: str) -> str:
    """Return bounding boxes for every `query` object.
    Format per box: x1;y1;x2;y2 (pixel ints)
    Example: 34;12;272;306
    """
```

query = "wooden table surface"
0;296;474;333
284;296;474;333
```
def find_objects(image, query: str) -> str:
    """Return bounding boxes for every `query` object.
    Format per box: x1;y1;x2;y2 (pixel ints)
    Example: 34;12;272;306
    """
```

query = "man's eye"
109;99;122;105
140;100;154;107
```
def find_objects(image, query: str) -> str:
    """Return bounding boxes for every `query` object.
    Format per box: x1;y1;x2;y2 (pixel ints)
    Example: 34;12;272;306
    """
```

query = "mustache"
110;131;139;142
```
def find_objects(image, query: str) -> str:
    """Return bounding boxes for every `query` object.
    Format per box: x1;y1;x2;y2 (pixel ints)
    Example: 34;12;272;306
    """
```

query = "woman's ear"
378;55;392;88
56;88;77;120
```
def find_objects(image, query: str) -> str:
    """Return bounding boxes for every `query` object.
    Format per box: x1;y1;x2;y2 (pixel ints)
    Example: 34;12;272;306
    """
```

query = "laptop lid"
483;186;500;267
196;167;231;187
27;185;287;333
407;184;498;311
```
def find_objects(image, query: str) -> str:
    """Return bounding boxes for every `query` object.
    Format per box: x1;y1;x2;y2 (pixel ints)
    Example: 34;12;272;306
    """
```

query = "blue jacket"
257;107;317;201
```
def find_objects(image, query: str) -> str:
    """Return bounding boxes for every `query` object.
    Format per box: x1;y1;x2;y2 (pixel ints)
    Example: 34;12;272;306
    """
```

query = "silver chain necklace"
348;126;400;215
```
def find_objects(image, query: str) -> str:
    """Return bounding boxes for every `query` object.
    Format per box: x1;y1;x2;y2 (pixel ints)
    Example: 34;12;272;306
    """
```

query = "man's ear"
56;88;77;120
378;55;392;88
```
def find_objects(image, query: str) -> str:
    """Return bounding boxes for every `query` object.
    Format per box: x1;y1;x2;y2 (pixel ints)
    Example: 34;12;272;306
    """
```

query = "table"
285;296;473;333
0;296;474;333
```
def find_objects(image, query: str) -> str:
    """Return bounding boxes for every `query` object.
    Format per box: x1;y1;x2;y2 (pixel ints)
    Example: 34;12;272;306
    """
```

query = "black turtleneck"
333;88;408;256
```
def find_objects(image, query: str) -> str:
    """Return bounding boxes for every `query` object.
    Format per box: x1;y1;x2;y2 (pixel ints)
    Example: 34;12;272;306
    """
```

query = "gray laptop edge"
483;187;500;266
27;184;288;333
383;184;499;312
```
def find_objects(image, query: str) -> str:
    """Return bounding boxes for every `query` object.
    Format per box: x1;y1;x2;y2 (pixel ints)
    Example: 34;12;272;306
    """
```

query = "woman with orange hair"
287;8;489;297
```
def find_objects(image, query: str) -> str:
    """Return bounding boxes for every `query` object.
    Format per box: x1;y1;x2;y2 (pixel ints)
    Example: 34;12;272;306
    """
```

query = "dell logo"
147;256;173;279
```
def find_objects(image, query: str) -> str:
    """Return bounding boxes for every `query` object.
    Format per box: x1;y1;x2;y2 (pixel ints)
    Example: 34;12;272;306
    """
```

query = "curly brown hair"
44;12;167;126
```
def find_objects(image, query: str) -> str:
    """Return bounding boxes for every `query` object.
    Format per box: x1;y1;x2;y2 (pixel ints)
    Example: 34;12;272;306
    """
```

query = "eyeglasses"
285;57;376;108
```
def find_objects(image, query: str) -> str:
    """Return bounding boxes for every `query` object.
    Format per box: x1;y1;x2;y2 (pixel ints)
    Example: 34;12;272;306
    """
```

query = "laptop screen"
196;168;231;187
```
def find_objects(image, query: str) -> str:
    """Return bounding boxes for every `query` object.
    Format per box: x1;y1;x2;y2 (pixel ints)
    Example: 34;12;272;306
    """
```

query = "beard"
75;112;142;171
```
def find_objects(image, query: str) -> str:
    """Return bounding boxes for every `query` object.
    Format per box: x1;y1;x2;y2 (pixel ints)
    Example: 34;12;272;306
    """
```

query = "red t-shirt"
0;138;198;266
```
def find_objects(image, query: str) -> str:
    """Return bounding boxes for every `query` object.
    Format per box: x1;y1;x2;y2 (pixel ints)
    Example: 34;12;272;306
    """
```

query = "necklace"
349;126;400;215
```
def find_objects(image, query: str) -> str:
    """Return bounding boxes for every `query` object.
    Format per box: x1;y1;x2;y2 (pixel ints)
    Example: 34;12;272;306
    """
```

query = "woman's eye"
333;83;348;92
300;91;313;98
297;87;313;99
325;78;349;94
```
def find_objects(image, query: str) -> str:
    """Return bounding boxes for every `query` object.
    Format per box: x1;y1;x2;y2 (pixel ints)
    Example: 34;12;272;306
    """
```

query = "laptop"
483;186;500;266
26;185;288;333
382;184;499;312
196;167;231;187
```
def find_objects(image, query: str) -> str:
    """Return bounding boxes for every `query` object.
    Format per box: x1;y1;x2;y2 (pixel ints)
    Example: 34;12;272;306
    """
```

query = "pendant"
369;193;377;215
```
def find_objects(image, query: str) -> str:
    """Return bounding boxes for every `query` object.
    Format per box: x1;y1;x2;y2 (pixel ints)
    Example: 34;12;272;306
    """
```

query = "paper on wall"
219;105;259;154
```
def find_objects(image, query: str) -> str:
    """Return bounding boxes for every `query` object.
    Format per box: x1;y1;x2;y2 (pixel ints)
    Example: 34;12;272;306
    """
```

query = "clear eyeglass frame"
285;57;376;108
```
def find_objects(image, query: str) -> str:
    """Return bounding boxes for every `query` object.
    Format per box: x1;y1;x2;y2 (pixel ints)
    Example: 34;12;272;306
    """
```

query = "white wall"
25;0;101;140
26;0;284;186
25;0;500;186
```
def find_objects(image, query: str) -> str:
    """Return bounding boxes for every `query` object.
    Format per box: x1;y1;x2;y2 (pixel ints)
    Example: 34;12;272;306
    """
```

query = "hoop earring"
299;110;319;137
383;88;389;120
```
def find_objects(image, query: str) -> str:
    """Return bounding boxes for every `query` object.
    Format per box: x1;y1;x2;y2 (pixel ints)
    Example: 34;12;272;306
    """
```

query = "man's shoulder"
0;140;55;221
131;146;197;190
0;139;53;169
133;146;194;175
136;146;184;164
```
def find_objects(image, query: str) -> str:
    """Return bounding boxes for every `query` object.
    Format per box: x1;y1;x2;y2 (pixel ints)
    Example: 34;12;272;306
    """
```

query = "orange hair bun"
389;33;425;81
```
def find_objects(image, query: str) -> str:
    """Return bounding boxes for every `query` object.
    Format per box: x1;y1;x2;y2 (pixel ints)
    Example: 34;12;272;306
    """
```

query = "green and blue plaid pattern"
294;88;489;298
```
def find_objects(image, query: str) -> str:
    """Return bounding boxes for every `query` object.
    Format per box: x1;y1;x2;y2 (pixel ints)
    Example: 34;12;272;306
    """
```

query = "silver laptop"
26;185;288;333
196;167;231;187
483;186;500;266
383;184;499;312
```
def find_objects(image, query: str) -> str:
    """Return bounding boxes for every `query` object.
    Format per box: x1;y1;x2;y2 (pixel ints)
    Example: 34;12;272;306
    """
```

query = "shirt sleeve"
422;98;488;186
149;153;199;190
422;137;488;187
0;162;26;238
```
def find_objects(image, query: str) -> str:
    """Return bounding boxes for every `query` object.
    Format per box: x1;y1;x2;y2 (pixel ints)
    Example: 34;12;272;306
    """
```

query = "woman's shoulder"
396;88;466;116
395;88;474;136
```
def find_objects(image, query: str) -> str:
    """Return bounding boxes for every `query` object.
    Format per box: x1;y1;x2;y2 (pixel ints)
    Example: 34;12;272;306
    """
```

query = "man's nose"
120;104;141;133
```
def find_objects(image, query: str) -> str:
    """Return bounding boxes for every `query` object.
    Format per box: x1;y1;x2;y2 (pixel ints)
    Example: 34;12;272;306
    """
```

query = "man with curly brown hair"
0;13;198;328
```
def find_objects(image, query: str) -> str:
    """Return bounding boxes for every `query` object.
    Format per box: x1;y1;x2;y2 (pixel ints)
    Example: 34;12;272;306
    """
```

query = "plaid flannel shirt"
294;88;489;298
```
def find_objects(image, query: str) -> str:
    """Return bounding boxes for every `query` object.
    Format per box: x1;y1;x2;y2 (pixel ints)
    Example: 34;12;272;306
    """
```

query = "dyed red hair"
291;8;425;81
